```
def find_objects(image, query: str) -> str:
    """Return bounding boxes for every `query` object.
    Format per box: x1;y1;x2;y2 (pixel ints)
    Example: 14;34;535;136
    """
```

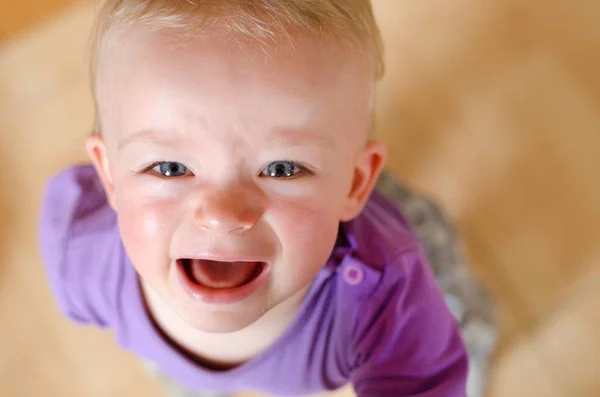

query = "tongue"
189;259;259;289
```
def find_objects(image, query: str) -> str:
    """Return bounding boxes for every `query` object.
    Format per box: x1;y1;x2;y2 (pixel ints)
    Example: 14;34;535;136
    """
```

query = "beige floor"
0;0;75;40
1;1;599;396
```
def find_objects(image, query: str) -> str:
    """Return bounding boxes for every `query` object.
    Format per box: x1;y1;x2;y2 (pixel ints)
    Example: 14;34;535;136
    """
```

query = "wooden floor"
1;1;599;396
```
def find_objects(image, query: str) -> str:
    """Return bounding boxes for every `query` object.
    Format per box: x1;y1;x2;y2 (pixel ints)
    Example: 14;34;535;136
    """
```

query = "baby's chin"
167;287;275;334
176;304;269;334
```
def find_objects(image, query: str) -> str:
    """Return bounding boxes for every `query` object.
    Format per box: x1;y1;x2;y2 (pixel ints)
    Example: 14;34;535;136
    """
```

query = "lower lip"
175;259;270;305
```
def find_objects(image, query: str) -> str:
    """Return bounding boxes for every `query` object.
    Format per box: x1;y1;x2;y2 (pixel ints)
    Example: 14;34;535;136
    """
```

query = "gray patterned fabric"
148;171;498;397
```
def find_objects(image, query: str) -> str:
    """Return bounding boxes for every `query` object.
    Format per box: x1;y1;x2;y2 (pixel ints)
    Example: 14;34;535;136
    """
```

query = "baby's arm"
39;165;120;328
348;248;468;397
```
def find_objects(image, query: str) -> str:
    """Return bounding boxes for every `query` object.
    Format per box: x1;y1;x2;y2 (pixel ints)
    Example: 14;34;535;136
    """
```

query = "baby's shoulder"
333;191;442;316
329;196;463;369
39;164;126;327
325;195;469;396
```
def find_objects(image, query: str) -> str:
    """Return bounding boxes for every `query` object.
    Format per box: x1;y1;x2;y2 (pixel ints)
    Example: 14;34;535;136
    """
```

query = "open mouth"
178;258;266;290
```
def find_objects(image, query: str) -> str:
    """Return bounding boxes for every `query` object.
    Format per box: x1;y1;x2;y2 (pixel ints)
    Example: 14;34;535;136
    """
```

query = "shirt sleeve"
348;247;468;397
39;164;123;328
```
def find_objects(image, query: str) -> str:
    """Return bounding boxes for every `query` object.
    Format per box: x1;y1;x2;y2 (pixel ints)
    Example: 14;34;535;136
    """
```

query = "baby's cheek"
271;199;340;270
270;198;324;235
119;200;173;273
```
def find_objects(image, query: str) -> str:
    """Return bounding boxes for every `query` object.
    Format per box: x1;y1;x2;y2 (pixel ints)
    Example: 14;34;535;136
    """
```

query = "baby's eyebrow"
118;128;334;151
265;128;334;150
118;129;179;151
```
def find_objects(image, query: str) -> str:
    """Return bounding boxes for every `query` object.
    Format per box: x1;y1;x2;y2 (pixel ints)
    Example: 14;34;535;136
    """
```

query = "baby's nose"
194;206;258;234
191;185;263;234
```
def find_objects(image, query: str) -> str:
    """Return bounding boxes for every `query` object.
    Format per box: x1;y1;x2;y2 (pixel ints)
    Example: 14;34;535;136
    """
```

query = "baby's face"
90;27;384;333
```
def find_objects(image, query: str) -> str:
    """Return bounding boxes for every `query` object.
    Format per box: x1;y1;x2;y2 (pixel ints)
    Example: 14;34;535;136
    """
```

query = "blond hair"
90;0;384;129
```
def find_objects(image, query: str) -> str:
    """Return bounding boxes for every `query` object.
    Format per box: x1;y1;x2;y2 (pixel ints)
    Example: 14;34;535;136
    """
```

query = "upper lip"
176;254;268;264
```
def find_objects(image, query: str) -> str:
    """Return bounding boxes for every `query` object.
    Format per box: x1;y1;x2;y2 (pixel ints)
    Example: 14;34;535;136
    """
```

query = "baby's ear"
340;140;387;221
86;133;117;210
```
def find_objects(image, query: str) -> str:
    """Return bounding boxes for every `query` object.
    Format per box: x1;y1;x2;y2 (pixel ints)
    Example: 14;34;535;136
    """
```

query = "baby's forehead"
96;25;374;147
101;24;363;83
102;27;369;98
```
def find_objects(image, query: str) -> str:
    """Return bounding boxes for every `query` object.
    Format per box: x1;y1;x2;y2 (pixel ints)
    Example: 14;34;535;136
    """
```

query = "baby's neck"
141;281;309;369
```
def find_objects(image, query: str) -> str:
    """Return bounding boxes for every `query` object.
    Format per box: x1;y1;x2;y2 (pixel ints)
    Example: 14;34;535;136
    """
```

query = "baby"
39;0;469;396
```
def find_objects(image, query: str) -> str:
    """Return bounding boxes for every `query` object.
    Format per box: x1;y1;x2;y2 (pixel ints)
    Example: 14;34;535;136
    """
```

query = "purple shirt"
39;165;468;396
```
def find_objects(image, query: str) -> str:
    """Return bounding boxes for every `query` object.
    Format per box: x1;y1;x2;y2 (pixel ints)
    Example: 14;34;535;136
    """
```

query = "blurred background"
0;0;599;396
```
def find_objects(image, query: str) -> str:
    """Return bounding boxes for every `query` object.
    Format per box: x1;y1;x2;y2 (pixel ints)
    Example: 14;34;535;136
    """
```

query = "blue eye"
261;161;305;179
152;162;190;177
